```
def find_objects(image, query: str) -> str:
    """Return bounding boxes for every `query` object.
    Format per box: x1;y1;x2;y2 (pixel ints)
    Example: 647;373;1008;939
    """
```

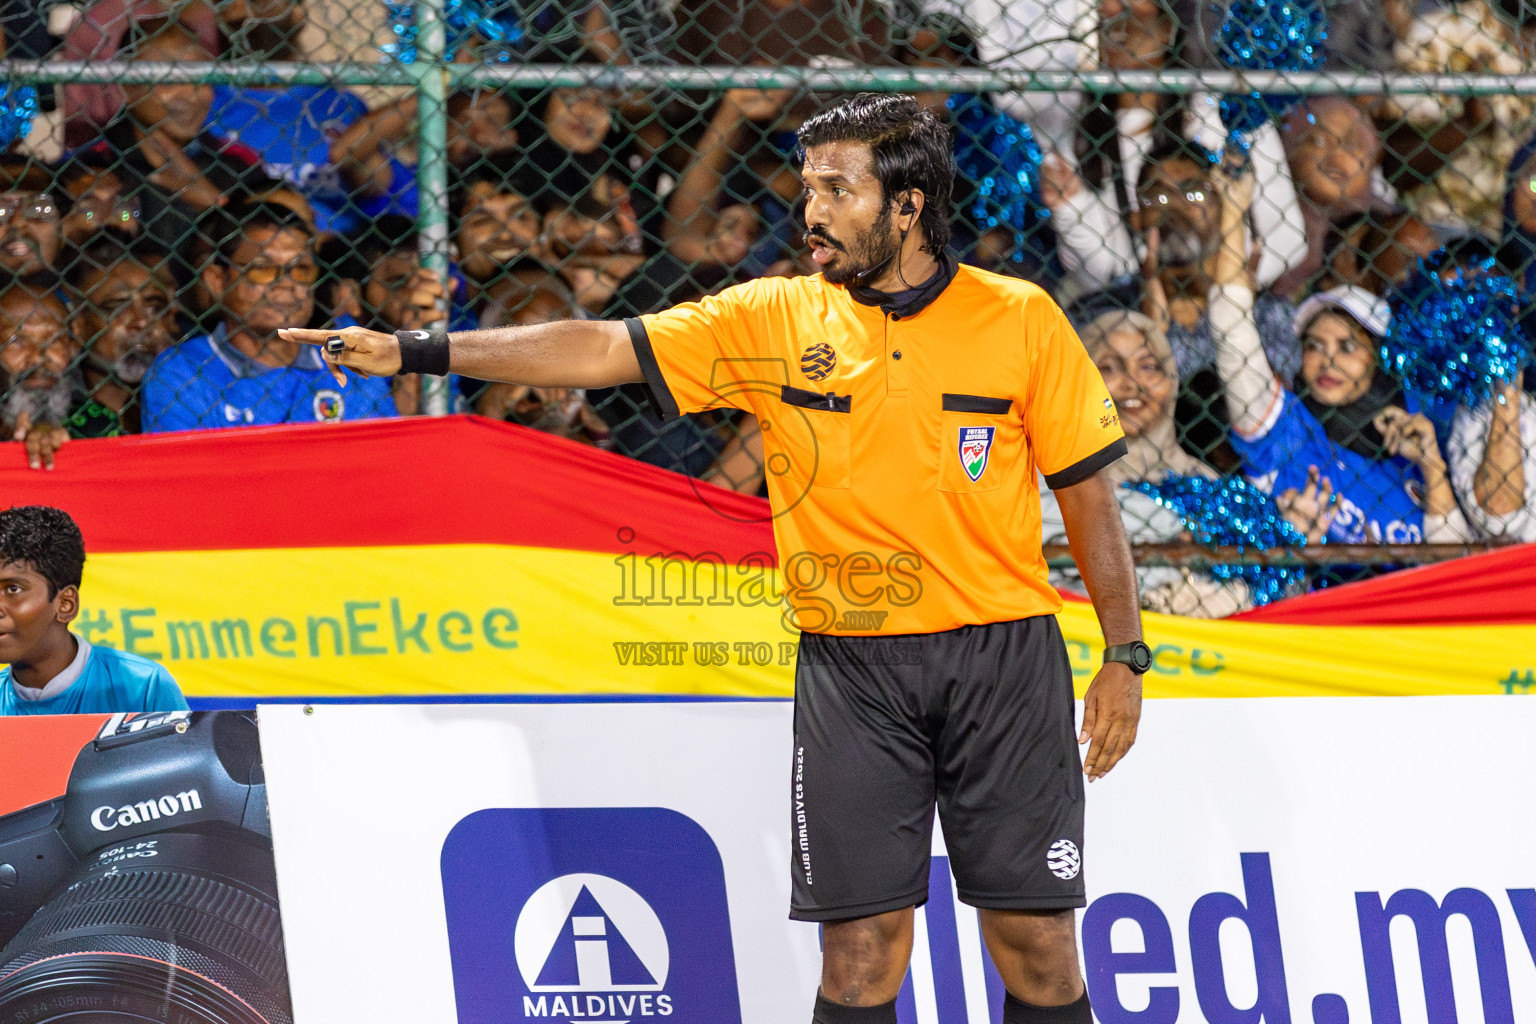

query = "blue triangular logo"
533;886;657;988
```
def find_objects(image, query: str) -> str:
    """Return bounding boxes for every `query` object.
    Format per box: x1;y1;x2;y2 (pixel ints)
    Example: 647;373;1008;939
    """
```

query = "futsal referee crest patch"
800;342;836;382
958;426;995;482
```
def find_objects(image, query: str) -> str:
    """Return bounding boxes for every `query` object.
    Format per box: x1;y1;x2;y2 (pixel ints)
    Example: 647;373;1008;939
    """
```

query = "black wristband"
395;327;451;376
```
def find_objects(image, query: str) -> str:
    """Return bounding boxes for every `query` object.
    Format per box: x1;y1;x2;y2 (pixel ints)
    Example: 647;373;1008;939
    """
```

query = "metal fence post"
412;0;451;416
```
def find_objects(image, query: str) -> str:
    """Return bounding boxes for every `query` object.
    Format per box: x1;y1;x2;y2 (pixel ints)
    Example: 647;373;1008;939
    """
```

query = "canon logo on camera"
90;788;203;832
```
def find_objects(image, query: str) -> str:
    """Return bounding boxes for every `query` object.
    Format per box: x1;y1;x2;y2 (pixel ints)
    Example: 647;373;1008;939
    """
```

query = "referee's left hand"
279;325;403;386
1079;663;1141;781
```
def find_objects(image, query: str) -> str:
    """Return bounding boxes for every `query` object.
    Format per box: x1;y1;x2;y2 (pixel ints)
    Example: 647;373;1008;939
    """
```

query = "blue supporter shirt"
1;638;187;715
142;324;398;432
1233;390;1433;544
207;85;368;232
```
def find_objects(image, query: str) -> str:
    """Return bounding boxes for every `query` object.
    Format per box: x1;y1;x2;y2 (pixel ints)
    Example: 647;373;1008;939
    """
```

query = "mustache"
803;230;844;252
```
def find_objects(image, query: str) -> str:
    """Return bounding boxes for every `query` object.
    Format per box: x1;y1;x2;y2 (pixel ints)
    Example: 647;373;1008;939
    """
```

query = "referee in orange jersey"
284;93;1147;1024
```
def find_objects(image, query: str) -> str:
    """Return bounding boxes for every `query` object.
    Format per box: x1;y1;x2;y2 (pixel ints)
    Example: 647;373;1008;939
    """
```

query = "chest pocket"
939;393;1023;493
767;385;851;489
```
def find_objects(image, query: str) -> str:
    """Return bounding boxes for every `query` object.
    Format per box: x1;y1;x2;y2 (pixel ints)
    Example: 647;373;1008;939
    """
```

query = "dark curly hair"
796;93;955;255
0;506;85;599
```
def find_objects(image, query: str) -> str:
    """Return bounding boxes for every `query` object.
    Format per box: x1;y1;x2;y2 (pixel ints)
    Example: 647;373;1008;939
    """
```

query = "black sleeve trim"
624;317;681;422
780;385;852;413
942;393;1012;414
1044;437;1128;490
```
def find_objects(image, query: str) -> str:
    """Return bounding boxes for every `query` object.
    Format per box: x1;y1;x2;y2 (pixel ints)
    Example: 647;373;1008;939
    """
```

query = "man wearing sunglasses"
1068;138;1302;449
141;201;396;432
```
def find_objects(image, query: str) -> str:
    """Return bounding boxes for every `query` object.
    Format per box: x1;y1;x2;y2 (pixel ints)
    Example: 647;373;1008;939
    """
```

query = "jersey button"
892;350;903;360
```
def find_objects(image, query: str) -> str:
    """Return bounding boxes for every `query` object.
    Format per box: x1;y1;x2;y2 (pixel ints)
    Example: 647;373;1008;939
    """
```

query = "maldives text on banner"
257;697;1536;1024
4;417;1535;701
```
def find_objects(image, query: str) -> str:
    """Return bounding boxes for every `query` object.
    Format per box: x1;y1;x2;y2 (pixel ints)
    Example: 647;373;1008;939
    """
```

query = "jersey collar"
846;249;957;320
9;634;91;702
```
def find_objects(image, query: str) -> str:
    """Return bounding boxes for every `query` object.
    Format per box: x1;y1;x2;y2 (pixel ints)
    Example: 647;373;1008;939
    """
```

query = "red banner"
1;417;1529;701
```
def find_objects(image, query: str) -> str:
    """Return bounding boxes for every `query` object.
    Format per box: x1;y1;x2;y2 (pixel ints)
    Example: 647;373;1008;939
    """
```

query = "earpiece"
894;200;916;289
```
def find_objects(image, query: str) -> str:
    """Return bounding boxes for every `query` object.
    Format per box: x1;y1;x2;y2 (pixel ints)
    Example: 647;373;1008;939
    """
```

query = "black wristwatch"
1103;641;1152;675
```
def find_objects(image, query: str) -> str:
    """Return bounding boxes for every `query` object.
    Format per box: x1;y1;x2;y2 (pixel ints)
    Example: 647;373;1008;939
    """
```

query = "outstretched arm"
278;320;644;389
1054;469;1143;781
1473;382;1526;517
1208;166;1282;438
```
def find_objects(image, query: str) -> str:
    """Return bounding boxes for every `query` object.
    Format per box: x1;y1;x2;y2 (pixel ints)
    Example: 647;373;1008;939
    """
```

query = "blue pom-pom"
0;85;37;151
1385;258;1530;405
948;94;1043;262
1127;475;1309;606
382;0;523;63
1214;0;1327;152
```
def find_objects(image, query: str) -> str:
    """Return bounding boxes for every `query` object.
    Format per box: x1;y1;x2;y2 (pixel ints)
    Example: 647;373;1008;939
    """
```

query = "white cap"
1293;285;1391;340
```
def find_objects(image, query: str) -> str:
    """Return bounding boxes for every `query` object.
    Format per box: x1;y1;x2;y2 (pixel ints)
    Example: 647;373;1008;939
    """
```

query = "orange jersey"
629;259;1125;635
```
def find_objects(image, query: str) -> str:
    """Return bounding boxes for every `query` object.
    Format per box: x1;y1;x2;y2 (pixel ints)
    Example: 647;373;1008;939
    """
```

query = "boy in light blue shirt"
0;506;186;715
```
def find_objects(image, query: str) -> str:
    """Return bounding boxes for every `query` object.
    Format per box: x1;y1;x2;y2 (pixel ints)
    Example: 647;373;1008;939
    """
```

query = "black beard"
812;208;900;286
1154;225;1217;270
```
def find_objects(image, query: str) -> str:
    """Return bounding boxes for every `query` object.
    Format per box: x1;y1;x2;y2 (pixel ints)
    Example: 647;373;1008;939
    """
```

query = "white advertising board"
258;697;1536;1024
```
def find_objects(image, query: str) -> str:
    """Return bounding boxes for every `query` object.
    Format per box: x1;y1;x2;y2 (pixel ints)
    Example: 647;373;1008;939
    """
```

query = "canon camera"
0;710;291;1024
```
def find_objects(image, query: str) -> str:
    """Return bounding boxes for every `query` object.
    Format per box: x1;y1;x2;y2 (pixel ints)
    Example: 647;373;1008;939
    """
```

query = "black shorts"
789;615;1085;922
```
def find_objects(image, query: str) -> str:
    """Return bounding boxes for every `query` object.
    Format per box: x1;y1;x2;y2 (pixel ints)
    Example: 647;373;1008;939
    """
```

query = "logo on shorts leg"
958;426;995;482
1046;839;1080;880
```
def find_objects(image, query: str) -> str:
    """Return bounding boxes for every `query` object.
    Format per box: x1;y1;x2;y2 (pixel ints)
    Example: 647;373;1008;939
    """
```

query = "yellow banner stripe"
1059;603;1534;697
72;546;1534;699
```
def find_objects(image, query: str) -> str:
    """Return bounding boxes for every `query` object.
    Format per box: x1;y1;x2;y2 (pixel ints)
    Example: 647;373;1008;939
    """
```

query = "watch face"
1132;644;1152;672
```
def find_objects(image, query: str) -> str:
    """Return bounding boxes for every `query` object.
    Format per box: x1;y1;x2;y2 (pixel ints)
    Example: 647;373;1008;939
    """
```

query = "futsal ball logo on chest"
441;807;742;1024
800;342;836;382
958;426;996;482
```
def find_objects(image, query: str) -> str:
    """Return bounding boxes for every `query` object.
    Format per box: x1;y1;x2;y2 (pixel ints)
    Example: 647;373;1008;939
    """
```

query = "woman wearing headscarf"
1040;308;1254;617
1208;169;1473;544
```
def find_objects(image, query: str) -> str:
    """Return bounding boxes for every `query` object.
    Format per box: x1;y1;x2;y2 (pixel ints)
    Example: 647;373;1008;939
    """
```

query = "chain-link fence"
0;0;1534;617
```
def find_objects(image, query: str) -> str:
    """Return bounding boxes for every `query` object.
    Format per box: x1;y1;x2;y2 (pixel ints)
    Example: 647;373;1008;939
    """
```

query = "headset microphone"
853;251;897;283
849;197;919;286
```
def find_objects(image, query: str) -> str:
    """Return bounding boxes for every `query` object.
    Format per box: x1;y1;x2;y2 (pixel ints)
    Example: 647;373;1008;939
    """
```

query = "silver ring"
325;335;345;356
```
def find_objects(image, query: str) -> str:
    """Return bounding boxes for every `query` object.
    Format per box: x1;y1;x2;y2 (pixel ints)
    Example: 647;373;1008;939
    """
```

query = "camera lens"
0;832;291;1024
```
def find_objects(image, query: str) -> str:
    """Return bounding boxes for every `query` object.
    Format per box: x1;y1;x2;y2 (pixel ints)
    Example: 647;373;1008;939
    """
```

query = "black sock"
1002;991;1092;1024
811;991;899;1024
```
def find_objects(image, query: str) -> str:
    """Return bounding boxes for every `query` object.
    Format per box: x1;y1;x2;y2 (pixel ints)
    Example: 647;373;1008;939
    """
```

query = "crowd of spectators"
5;0;1536;613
